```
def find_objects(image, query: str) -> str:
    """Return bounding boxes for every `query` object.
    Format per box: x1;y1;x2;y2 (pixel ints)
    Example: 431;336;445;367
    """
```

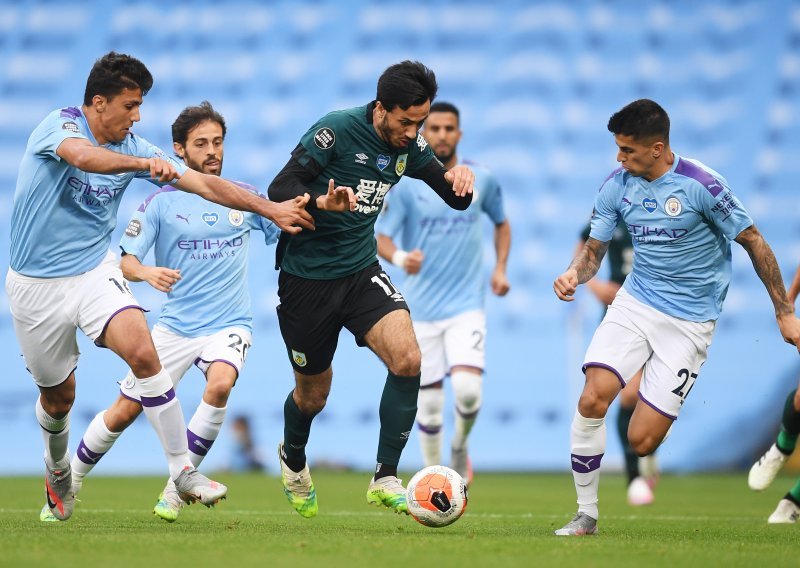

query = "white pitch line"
0;508;758;522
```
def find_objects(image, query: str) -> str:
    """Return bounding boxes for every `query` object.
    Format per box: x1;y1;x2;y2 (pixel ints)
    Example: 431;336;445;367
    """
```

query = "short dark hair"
607;99;670;144
429;101;460;123
83;52;153;106
376;61;438;111
171;101;227;147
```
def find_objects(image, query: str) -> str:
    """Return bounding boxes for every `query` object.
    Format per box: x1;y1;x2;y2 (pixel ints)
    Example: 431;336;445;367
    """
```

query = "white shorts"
6;251;143;388
414;309;486;387
120;324;252;402
583;288;715;420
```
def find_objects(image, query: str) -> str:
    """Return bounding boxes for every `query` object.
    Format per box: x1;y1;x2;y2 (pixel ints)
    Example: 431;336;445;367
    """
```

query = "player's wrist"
391;249;408;269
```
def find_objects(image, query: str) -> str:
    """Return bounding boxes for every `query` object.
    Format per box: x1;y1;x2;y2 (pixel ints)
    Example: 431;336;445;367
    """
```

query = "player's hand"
491;269;510;296
147;157;181;183
143;266;181;293
444;165;474;197
404;249;424;274
776;312;800;353
271;194;315;234
553;269;579;302
317;179;356;212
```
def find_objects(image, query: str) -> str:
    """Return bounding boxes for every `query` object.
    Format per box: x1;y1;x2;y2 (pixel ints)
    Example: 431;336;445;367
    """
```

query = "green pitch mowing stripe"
0;472;797;568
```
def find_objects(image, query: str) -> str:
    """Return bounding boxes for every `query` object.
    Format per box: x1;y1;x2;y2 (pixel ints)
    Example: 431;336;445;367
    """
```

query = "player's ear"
173;142;185;159
92;95;107;113
652;141;664;158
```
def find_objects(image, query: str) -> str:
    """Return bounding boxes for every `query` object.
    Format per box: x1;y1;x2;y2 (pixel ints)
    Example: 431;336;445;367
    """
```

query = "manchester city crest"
665;197;682;217
228;210;244;226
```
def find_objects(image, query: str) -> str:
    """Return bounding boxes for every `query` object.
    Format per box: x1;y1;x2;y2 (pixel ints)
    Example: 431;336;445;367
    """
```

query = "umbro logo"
355;153;368;165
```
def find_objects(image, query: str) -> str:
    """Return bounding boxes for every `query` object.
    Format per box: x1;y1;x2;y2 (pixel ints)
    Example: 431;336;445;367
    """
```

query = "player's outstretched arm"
56;137;179;181
376;234;424;274
553;238;609;302
409;161;473;210
735;225;800;350
176;169;314;234
121;253;181;293
491;220;511;296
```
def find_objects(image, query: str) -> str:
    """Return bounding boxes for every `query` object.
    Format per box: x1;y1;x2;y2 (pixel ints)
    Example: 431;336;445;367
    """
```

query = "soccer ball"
405;465;468;527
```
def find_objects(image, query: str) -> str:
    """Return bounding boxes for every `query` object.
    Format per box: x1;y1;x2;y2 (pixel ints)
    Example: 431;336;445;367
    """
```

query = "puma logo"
176;213;191;224
571;456;596;470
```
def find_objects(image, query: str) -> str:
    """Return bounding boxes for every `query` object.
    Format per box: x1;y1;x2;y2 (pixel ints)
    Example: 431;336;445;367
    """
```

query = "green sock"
616;404;639;484
283;391;316;472
777;389;800;454
376;371;421;474
788;480;800;505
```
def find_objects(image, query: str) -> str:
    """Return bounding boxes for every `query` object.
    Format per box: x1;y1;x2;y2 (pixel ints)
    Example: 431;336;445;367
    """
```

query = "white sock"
36;397;70;470
451;370;482;450
70;410;122;492
570;410;606;520
136;367;191;479
187;401;227;468
417;387;445;466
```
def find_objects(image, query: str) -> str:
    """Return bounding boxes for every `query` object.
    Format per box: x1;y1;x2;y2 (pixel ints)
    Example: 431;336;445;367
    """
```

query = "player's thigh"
195;327;253;386
75;252;146;345
119;325;199;402
413;320;447;387
344;263;417;369
442;309;486;373
276;270;342;375
638;316;715;420
362;309;419;373
5;269;80;387
583;293;652;387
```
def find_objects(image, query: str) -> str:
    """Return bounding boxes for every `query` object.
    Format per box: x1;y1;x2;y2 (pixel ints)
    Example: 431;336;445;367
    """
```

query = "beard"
434;148;455;164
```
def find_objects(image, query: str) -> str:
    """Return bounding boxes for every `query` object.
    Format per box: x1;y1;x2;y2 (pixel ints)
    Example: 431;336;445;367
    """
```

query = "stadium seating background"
1;0;800;474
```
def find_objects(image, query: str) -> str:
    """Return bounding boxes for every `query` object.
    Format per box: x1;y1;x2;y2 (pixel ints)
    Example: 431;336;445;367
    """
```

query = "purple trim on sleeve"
571;453;604;473
674;158;724;197
137;186;180;212
598;167;624;191
60;107;81;120
76;439;105;465
638;392;678;421
187;430;216;457
141;388;176;408
582;362;627;388
93;306;147;348
417;422;442;435
231;180;258;193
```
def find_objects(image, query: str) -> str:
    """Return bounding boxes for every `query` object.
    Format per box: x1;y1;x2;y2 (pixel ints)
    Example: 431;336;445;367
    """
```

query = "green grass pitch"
1;471;797;567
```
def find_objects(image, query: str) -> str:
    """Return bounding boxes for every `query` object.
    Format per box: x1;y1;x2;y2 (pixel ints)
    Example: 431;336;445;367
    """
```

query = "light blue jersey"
10;106;188;278
120;183;279;337
376;160;506;321
590;155;753;322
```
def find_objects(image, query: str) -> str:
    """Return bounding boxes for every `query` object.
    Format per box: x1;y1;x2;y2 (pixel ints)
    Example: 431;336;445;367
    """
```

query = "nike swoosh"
45;481;63;515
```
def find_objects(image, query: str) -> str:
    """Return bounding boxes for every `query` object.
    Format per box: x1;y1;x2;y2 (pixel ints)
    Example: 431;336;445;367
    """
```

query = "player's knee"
205;375;235;407
628;432;660;457
452;371;482;415
294;391;328;416
417;385;445;427
124;344;161;378
577;390;610;418
390;346;421;377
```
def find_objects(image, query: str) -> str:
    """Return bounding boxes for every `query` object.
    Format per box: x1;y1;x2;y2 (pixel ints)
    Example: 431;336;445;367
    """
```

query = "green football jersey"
279;103;436;279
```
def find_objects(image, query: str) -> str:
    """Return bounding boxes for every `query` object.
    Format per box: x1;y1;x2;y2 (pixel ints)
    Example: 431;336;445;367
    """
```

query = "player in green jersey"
268;60;474;517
